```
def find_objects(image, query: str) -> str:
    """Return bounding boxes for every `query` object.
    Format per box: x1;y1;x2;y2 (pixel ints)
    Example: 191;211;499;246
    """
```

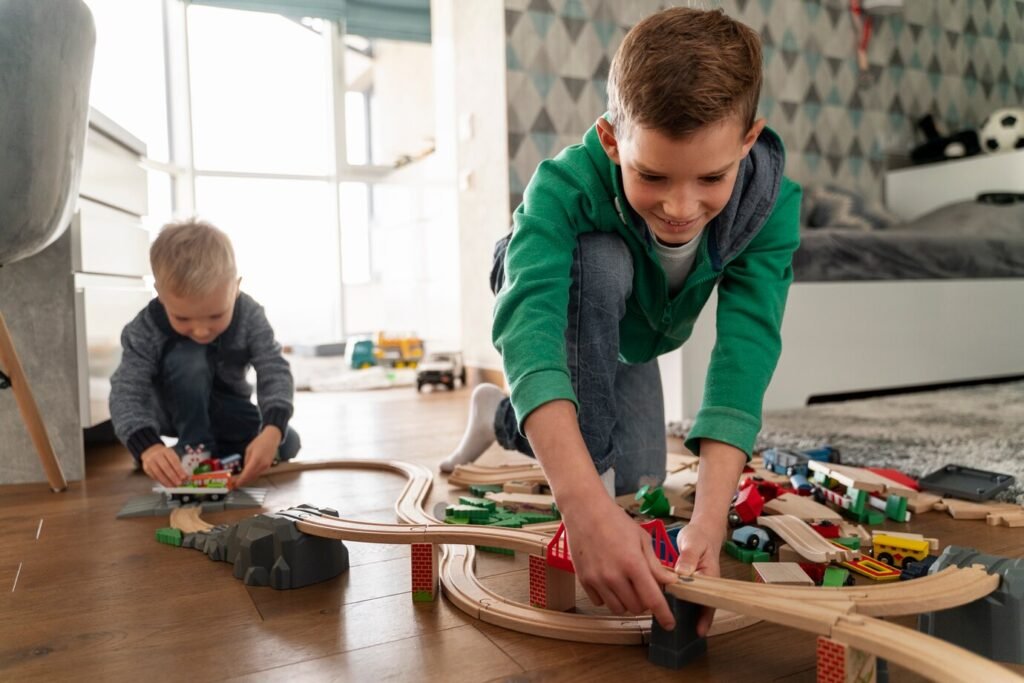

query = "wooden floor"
2;387;1023;682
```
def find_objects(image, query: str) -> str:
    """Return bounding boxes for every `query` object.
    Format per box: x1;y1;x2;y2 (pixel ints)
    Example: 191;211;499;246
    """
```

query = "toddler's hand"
673;521;725;637
234;427;283;488
140;444;188;488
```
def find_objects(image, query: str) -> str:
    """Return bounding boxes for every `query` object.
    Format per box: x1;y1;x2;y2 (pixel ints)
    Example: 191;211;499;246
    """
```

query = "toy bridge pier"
531;520;680;612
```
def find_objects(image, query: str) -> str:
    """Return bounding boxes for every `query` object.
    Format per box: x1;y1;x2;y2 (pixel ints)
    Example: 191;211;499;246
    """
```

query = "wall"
506;0;1024;206
434;0;510;372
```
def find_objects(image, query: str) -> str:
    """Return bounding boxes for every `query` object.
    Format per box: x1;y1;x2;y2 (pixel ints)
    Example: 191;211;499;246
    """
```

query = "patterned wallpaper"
505;0;1024;206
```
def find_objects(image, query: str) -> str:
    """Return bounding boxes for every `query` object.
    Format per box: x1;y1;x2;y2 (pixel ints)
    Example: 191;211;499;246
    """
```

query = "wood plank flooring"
2;387;1023;682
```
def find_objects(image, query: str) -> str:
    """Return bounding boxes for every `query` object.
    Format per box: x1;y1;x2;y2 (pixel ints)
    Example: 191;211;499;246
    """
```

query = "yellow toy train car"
872;534;930;569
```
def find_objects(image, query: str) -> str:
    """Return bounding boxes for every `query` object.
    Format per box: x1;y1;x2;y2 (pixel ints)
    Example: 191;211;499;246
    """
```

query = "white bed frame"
661;153;1024;422
661;279;1024;422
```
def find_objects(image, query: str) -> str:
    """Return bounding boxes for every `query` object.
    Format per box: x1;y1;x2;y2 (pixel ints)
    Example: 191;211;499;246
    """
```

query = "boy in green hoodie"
441;7;800;632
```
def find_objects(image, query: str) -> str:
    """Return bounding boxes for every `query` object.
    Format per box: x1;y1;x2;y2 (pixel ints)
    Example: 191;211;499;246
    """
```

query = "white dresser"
73;110;152;429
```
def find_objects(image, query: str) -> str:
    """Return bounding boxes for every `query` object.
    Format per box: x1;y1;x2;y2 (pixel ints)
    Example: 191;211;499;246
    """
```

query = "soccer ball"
979;107;1024;154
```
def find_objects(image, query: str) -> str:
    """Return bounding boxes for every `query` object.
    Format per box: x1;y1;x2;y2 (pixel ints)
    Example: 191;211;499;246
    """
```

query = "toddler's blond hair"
151;218;237;297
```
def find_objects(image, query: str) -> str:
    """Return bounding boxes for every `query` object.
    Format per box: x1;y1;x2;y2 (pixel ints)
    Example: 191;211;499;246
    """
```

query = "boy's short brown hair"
151;218;237;297
607;7;763;139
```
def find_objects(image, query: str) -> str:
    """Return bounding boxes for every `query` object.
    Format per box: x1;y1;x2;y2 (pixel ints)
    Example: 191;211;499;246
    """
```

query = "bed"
662;194;1024;422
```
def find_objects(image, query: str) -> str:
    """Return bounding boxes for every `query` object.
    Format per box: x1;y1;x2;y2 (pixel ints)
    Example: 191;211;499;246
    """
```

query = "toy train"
155;471;233;503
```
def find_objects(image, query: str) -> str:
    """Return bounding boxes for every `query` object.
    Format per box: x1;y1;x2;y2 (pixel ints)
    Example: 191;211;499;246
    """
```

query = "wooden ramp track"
757;514;856;563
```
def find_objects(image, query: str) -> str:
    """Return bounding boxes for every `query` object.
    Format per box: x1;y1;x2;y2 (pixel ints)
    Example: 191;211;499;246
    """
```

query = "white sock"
439;383;506;473
600;467;616;499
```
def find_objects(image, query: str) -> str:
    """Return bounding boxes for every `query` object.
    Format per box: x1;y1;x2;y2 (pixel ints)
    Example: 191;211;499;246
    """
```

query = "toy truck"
346;337;377;369
374;332;424;368
416;351;466;391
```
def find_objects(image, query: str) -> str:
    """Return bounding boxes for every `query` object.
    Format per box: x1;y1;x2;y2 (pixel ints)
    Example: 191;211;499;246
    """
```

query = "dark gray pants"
491;231;666;495
159;339;300;462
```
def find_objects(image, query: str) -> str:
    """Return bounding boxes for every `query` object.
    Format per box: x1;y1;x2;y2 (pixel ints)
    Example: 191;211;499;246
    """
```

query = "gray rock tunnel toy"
918;545;1024;665
182;504;349;590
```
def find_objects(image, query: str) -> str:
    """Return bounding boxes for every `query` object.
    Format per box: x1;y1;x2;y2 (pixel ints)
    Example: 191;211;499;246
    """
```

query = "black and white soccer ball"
979;107;1024;154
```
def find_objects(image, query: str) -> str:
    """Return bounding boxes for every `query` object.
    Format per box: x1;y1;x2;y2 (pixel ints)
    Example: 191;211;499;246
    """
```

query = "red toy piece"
811;521;842;539
729;483;765;527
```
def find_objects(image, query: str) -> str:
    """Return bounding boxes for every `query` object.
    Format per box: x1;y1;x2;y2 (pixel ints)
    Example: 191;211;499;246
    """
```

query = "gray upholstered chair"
0;0;96;490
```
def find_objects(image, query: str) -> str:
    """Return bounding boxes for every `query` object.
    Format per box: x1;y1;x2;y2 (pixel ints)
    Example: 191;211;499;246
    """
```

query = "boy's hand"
140;444;188;488
564;497;680;630
234;426;283;487
673;521;725;637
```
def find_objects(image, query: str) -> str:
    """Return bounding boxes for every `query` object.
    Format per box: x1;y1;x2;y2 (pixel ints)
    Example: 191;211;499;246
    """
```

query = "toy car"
416;351;466;391
761;445;841;476
731;525;776;555
728;484;765;528
761;448;811;477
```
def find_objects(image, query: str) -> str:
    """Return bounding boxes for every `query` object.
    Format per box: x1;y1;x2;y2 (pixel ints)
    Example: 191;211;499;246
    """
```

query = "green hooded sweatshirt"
493;122;801;457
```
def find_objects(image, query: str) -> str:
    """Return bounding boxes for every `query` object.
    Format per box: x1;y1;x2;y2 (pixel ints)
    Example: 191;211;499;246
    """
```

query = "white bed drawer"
79;126;148;217
71;199;151;278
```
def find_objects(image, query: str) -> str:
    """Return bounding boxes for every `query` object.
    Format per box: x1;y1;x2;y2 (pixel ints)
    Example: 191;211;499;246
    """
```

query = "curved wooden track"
668;570;1015;683
183;459;1021;680
262;459;755;643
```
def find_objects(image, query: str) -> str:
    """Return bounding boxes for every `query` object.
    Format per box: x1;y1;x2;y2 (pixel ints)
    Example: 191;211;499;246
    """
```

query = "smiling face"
158;278;239;344
597;116;765;246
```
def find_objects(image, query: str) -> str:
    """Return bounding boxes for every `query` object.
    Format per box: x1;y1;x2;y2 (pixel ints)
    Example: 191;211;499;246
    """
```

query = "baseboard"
807;374;1024;405
466;366;507;389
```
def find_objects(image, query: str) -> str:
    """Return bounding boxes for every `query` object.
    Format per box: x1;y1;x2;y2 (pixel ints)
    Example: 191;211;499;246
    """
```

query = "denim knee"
577;232;633;305
162;341;213;400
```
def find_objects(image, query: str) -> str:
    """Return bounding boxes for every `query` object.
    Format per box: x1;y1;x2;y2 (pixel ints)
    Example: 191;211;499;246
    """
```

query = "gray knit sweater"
109;292;294;460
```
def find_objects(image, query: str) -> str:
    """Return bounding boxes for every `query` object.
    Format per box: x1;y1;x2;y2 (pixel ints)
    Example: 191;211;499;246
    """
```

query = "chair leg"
0;311;68;492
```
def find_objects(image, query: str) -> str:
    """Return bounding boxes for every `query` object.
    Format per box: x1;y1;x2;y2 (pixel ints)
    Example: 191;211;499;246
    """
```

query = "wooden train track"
757;514;856;563
445;462;547;488
176;459;1021;680
232;459;754;643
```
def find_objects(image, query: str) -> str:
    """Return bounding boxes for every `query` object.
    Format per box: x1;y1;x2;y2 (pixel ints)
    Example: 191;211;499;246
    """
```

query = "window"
188;6;332;175
84;0;169;161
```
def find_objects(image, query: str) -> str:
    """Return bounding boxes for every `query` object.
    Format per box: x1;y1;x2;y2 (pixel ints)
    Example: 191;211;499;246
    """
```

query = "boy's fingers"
595;586;626;615
581;583;604;607
632;566;675;630
696;606;716;637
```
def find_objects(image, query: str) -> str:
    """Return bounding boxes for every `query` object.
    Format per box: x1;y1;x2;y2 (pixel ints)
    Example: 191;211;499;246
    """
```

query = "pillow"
801;185;901;230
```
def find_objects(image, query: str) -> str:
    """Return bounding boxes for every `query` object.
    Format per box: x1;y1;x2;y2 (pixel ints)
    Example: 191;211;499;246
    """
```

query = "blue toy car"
762;445;841;476
731;525;776;555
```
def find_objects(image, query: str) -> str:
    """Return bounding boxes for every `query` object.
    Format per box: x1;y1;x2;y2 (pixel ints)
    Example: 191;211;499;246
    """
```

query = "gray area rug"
669;380;1024;504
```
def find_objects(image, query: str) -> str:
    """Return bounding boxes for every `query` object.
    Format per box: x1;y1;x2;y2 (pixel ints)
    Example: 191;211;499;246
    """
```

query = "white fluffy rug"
669;380;1024;504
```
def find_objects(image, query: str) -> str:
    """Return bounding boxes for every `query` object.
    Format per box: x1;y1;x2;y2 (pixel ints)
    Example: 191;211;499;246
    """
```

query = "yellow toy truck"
373;332;424;368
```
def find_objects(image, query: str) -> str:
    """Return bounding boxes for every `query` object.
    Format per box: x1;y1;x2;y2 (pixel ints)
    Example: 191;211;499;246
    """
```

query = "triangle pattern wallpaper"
505;0;1024;209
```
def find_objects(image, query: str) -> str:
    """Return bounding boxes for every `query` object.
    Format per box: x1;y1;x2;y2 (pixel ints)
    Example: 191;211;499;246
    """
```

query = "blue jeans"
490;232;666;495
159;339;300;462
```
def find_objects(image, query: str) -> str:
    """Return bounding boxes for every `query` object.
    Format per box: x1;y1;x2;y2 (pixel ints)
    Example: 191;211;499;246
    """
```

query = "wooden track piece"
763;493;843;521
757;515;855;563
987;507;1024;527
447;463;547;488
752;562;815;586
808;461;916;497
934;498;1021;520
170;505;214;533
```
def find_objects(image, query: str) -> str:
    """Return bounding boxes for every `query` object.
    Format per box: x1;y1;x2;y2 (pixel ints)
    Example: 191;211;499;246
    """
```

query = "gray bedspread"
792;200;1024;281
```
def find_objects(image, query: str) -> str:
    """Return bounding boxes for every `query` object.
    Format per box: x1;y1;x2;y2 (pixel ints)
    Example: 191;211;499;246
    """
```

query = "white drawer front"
72;199;152;277
74;274;154;427
79;128;148;217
